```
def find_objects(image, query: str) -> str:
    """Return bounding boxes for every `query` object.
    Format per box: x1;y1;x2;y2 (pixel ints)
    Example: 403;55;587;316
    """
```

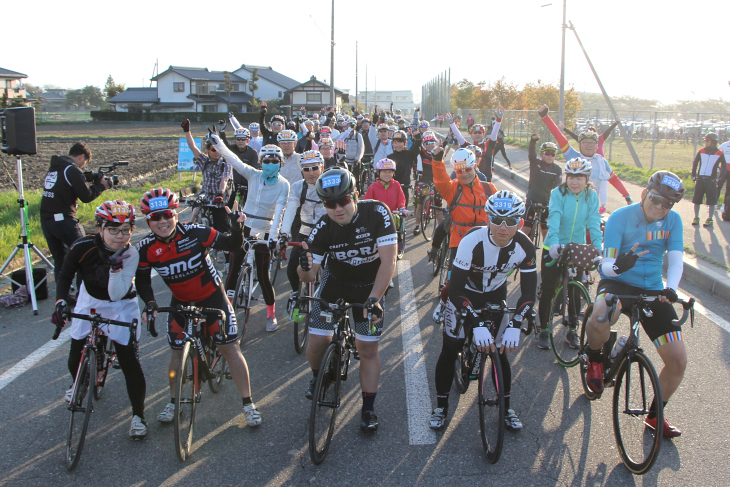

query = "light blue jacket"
544;185;602;250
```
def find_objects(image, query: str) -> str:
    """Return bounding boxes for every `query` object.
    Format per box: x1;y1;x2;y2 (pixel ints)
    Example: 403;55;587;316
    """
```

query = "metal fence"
36;112;92;123
421;71;450;120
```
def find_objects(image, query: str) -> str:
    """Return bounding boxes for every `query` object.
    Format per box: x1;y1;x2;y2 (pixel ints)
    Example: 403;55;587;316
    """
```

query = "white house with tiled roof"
0;67;28;105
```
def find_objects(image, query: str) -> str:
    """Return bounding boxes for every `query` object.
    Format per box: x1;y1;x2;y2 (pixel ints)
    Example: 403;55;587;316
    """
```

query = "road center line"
0;328;71;391
397;260;437;446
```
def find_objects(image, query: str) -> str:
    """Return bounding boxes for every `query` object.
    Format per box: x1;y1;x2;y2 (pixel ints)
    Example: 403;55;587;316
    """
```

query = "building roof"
39;91;66;102
152;66;247;83
108;87;159;103
235;65;299;90
156;102;194;108
186;92;254;104
0;67;27;79
285;77;346;95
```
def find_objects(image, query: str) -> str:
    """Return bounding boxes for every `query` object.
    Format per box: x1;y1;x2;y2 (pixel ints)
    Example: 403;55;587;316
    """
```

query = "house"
38;89;67;111
286;77;348;115
357;90;415;115
0;67;28;106
232;65;300;103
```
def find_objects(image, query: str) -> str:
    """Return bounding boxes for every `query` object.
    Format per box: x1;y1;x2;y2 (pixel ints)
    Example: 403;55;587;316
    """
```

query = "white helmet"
485;190;526;218
564;157;592;176
301;150;324;166
260;144;284;162
451;148;476;171
234;128;250;139
277;129;298;143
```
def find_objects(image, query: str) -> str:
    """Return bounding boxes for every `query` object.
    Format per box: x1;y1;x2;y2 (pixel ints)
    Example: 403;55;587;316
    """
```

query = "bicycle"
544;246;596;367
60;310;138;471
269;243;285;286
231;236;269;343
359;157;374;194
527;203;547;249
301;297;375;465
148;305;230;462
417;181;444;242
580;294;694;474
281;241;320;354
452;303;535;463
185;192;227;276
392;209;409;260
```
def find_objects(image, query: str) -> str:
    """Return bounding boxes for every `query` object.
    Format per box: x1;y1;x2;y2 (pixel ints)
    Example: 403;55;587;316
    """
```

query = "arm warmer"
108;246;139;301
450;122;467;146
666;250;683;291
608;173;630;197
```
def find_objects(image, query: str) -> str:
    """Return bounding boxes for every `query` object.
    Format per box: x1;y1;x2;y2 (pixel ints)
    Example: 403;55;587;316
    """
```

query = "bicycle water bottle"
609;335;628;363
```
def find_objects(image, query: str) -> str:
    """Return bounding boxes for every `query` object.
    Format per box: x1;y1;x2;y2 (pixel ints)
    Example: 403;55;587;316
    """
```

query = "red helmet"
95;200;135;225
140;187;179;215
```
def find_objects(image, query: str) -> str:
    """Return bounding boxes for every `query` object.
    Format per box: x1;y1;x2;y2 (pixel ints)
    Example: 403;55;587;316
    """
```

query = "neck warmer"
262;163;281;184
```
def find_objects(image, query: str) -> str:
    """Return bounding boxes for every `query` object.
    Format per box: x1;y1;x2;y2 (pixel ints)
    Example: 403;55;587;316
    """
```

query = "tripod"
0;156;54;315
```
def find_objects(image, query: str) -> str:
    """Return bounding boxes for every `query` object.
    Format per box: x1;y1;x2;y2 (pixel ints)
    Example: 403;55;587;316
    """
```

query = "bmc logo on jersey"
44;171;58;190
155;253;202;277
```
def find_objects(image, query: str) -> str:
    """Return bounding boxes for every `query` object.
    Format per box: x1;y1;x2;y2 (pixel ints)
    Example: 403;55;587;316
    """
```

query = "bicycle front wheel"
549;281;591;367
207;338;227;394
613;350;663;475
293;281;312;354
234;265;252;343
66;348;94;471
478;350;505;464
93;346;112;401
421;195;434;242
309;342;342;465
438;243;451;291
174;342;197;462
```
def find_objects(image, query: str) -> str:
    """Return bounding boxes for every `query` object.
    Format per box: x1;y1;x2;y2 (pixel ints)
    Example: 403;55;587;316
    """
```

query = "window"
231;84;239;92
386;96;391;100
202;104;218;112
307;93;321;103
278;91;283;98
174;82;185;92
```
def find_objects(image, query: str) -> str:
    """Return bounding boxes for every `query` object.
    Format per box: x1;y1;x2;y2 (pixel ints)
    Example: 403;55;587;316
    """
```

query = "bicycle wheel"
207;338;227;394
93;345;112;401
360;167;372;194
309;342;342;465
66;348;94;471
612;351;663;474
453;341;470;394
549;281;591;367
532;222;543;250
234;265;252;343
579;304;601;401
293;281;311;354
269;249;281;286
438;244;451;291
478;350;505;464
420;195;434;242
396;220;406;260
174;342;197;462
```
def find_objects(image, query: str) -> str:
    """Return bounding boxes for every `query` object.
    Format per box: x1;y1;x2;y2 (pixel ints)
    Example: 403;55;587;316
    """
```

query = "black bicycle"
528;203;547;249
61;310;137;471
284;241;321;354
148;305;230;462
580;294;694;474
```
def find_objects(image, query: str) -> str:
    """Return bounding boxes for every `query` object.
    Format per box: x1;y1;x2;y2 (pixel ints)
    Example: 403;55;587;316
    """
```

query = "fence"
35;112;92;123
455;108;730;171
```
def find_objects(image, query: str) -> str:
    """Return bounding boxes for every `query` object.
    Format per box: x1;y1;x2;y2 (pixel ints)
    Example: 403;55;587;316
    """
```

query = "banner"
178;138;201;171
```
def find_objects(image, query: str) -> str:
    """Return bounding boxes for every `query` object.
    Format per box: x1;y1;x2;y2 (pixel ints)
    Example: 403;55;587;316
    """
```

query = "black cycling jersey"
526;138;563;205
307;200;397;288
40;155;106;219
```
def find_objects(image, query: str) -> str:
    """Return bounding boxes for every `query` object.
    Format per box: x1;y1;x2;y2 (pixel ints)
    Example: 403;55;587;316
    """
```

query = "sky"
7;0;728;106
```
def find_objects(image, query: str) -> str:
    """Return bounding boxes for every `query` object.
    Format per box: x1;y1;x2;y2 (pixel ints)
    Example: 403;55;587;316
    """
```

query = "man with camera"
40;142;112;286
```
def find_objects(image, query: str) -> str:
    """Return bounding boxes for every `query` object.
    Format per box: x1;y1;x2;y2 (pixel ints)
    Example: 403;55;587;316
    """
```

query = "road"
1;166;729;486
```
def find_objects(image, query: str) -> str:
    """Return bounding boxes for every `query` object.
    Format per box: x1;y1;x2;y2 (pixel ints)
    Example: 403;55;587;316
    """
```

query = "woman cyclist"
52;200;147;439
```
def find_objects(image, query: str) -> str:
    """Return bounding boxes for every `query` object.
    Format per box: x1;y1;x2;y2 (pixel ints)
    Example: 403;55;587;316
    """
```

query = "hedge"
90;111;265;123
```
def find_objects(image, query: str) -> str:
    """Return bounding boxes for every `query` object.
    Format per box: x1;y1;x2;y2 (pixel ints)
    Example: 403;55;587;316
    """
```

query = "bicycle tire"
579;304;601;401
207;338;227;394
293;281;311;354
396;219;406;260
549;281;591;367
421;195;434;242
438;243;451;291
453;340;470;394
93;346;112;401
612;350;663;474
174;342;197;462
360;168;372;194
234;265;252;343
269;249;281;286
478;350;505;464
66;348;94;471
309;342;342;465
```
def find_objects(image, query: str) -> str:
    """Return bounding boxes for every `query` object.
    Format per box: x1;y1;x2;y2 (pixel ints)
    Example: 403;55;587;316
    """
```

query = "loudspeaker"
11;268;48;300
0;107;37;156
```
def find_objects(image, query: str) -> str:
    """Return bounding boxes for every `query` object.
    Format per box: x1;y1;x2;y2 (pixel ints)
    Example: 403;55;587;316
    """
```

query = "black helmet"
316;167;356;201
704;132;719;143
647;170;684;203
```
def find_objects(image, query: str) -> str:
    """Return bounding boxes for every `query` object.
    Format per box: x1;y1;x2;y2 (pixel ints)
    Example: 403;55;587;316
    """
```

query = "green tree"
0;92;8;108
10;96;26;107
103;75;126;101
450;79;478;110
82;85;104;107
249;68;260;107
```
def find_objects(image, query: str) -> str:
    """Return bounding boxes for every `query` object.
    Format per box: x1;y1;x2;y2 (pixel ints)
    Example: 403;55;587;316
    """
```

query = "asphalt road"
1;168;729;486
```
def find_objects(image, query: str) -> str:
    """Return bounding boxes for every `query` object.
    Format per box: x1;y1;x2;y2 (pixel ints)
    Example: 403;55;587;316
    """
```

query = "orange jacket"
433;156;492;248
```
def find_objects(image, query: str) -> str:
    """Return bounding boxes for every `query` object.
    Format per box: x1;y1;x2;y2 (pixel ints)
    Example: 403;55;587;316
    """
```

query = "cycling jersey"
600;203;683;290
281;180;327;237
307;200;397;288
691;146;726;178
135;221;242;303
40;155;106;219
363;181;406;212
281;152;304;186
526;138;563;205
544;186;603;250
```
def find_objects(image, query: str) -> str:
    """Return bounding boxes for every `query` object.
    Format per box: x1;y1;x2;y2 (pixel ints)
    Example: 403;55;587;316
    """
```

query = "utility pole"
355;42;358;111
330;0;335;111
365;65;368;113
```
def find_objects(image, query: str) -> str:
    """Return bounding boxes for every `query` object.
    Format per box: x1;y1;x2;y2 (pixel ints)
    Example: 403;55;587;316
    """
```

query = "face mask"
262;163;280;183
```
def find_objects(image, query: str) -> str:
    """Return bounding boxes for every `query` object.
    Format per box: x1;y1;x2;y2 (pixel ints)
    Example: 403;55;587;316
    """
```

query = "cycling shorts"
596;279;681;348
166;289;238;350
692;176;718;206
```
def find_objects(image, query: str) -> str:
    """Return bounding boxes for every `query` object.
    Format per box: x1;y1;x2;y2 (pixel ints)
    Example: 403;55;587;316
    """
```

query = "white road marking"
693;301;730;335
397;260;437;445
0;328;71;391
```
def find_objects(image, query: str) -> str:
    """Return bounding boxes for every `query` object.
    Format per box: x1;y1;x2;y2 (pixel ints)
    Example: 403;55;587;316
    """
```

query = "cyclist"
564;120;619;158
412;132;443;235
537;157;602;350
364;158;410;254
278;129;304;186
429;191;536;430
248;122;264;153
522;134;563;243
489;117;512;170
52;200;147;439
372;123;394;163
583;171;686;438
318;137;340;169
219;126;261;209
447;108;504;181
336;120;365;181
136;188;262;427
690;132;726;227
298;167;397;433
389;129;422;206
212;140;291;332
539;104;633;212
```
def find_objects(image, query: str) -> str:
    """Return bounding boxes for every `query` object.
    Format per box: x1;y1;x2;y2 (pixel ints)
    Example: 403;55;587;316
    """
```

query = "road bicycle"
231;236;269;343
282;241;321;354
359;156;374;194
60;310;138;471
148;305;230;462
527;203;547;249
393;209;409;260
417;181;444;242
580;294;694;474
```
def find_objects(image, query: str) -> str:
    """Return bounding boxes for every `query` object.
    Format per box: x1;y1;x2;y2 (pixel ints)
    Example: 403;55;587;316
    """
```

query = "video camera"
84;161;128;186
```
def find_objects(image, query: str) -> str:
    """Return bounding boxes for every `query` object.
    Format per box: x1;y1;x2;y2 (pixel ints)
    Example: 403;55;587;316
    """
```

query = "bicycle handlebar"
297;296;379;333
55;310;138;340
596;294;695;328
147;305;228;340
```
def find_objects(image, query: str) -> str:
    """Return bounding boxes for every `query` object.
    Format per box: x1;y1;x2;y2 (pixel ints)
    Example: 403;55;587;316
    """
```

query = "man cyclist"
298;167;397;433
219;124;261;209
248;123;264;153
583;171;686;438
429;191;536;430
278;129;304;186
135;188;262;427
690;132;726;227
446;109;504;181
259;102;286;146
522;134;563;246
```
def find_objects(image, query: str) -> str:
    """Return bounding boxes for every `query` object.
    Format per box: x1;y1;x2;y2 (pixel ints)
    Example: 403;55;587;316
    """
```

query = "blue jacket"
544;185;602;250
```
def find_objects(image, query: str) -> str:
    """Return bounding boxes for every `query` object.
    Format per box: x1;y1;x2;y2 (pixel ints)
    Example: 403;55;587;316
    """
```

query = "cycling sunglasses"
647;191;674;210
490;216;520;227
541;150;556;157
147;209;177;221
301;166;321;172
454;167;473;175
322;194;353;209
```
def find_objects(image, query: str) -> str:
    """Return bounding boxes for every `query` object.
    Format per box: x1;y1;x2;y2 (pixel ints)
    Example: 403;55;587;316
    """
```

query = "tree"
223;71;232;113
249;68;260;107
450;79;478;110
65;85;105;109
103;75;126;101
0;92;7;108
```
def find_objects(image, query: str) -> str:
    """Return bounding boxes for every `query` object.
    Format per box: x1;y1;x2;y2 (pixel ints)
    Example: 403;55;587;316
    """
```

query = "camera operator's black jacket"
40;155;105;219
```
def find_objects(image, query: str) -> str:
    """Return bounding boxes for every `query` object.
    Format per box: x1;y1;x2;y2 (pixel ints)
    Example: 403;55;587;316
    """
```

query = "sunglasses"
262;159;280;165
322;195;353;209
147;209;177;221
235;137;249;141
302;166;321;172
455;167;473;175
542;151;556;157
490;216;520;227
647;191;674;209
105;227;132;236
271;122;283;127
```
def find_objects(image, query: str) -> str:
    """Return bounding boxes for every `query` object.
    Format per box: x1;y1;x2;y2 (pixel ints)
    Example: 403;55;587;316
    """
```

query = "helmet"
377;123;389;131
374;158;396;171
301;150;324;166
451;148;476;171
320;127;332;135
315;167;357;201
397;119;407;126
271;115;286;125
471;124;486;134
392;130;408;143
260;144;284;162
704;132;719;143
419;120;430;128
248;123;260;131
466;144;483;158
234;127;250;139
286;121;296;130
485;190;526;218
95;200;135;225
578;131;599;143
564;157;592;176
277;129;297;143
313;119;320;126
647;170;685;203
304;120;314;128
421;133;438;154
318;137;334;148
140;188;179;215
388;124;397;132
539;141;558;153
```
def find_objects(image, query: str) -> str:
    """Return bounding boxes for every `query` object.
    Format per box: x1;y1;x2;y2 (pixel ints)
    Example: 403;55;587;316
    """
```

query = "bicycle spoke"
174;343;197;462
66;349;94;470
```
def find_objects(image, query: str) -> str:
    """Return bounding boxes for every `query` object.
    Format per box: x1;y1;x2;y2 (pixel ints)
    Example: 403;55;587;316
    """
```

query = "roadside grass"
0;172;200;269
684;245;730;272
